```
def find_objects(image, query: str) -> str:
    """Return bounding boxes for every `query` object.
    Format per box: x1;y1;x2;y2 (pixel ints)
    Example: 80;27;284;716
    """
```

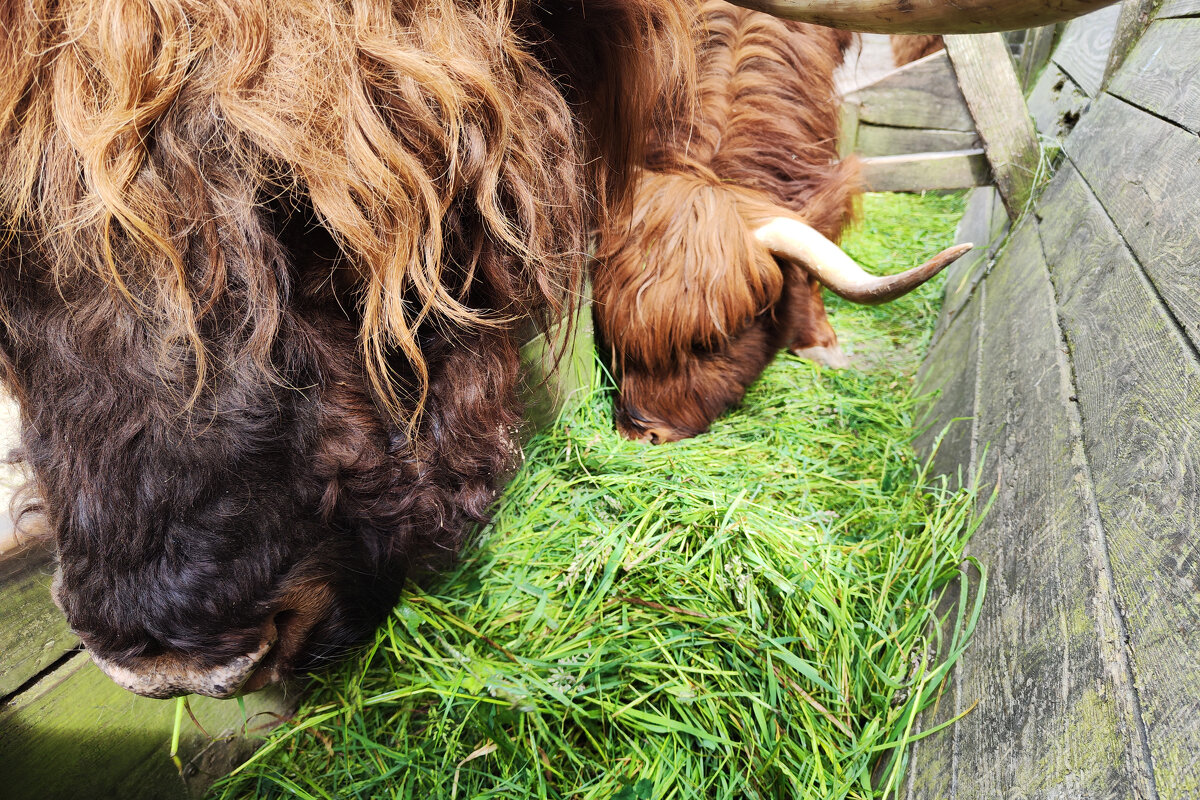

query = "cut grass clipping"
211;192;985;799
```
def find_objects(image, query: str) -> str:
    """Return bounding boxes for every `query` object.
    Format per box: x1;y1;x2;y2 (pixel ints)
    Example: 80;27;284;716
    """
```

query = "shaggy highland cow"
0;0;694;698
594;2;969;444
890;34;945;65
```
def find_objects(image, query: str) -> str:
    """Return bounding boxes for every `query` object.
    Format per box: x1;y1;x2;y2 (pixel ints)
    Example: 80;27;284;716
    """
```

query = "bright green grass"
211;191;983;800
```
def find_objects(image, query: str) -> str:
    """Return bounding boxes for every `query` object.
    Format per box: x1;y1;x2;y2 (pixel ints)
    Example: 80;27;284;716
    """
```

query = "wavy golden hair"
0;0;692;422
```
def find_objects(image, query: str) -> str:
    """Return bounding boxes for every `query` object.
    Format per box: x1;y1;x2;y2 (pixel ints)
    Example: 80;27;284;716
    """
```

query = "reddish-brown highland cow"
890;34;945;65
0;0;695;699
594;2;968;444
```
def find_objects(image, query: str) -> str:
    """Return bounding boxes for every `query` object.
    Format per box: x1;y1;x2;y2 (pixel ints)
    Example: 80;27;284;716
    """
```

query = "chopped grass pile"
212;192;983;800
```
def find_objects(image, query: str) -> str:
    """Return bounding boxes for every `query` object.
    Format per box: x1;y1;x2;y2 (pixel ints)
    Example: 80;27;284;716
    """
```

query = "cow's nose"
88;635;277;699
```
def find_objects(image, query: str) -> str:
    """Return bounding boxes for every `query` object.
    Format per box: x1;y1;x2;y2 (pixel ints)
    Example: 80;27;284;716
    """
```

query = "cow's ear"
594;172;783;373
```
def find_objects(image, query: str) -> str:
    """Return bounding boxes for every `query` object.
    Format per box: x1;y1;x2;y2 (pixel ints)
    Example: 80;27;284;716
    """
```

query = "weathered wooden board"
945;34;1041;218
853;123;980;157
1157;0;1200;17
0;546;76;700
914;292;980;492
1026;62;1090;142
927;218;1143;798
1051;2;1123;97
1017;23;1061;89
1044;164;1200;800
519;296;594;431
846;50;976;132
0;651;297;800
1107;17;1200;132
932;186;1010;347
1104;0;1166;87
1065;94;1200;351
860;150;990;192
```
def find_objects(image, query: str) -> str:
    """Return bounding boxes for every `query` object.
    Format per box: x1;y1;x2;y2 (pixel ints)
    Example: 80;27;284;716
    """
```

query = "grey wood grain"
1107;17;1200;132
0;651;297;800
1065;93;1200;353
0;546;76;700
945;218;1142;798
846;50;976;131
932;187;1010;348
860;149;991;192
1158;0;1200;17
1103;0;1165;89
914;291;980;491
1042;159;1200;800
1051;2;1123;96
853;123;980;157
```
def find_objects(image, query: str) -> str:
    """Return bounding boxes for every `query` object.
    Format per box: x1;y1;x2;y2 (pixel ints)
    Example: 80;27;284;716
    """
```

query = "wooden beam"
945;34;1042;218
853;123;980;157
1102;0;1164;88
722;0;1122;34
859;149;991;192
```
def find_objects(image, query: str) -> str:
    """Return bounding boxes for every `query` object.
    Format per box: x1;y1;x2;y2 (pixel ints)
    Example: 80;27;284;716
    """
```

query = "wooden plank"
1107;17;1200;132
1103;0;1166;88
0;545;76;699
944;34;1042;218
1065;94;1200;349
1158;0;1200;17
933;187;1010;344
937;218;1142;798
845;50;976;132
0;651;297;799
1053;127;1200;800
1050;2;1123;97
859;149;990;192
838;99;860;159
954;186;1001;249
1026;62;1090;143
519;292;594;431
1018;24;1062;89
852;123;980;157
913;290;979;491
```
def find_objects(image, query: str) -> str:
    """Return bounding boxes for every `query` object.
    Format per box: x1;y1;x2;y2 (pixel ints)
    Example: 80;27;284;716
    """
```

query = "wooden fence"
908;2;1200;796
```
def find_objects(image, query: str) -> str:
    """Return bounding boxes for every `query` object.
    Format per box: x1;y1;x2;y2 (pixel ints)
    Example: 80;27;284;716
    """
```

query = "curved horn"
722;0;1120;34
755;217;972;305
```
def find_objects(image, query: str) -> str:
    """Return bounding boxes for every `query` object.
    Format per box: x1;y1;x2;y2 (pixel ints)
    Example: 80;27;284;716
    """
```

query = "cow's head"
0;0;691;698
596;167;971;444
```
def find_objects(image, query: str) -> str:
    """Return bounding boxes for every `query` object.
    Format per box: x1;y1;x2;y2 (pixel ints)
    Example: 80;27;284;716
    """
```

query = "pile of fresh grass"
212;192;983;800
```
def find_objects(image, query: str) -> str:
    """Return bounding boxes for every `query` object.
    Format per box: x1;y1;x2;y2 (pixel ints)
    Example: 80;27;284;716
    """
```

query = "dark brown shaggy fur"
890;34;944;66
594;2;859;443
0;0;693;693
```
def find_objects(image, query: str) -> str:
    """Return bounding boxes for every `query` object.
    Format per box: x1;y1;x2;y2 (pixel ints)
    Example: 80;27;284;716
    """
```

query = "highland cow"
0;0;693;698
891;34;945;66
594;2;969;444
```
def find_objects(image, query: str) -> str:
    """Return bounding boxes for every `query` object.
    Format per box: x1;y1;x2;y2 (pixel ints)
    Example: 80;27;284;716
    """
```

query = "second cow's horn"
754;217;972;305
